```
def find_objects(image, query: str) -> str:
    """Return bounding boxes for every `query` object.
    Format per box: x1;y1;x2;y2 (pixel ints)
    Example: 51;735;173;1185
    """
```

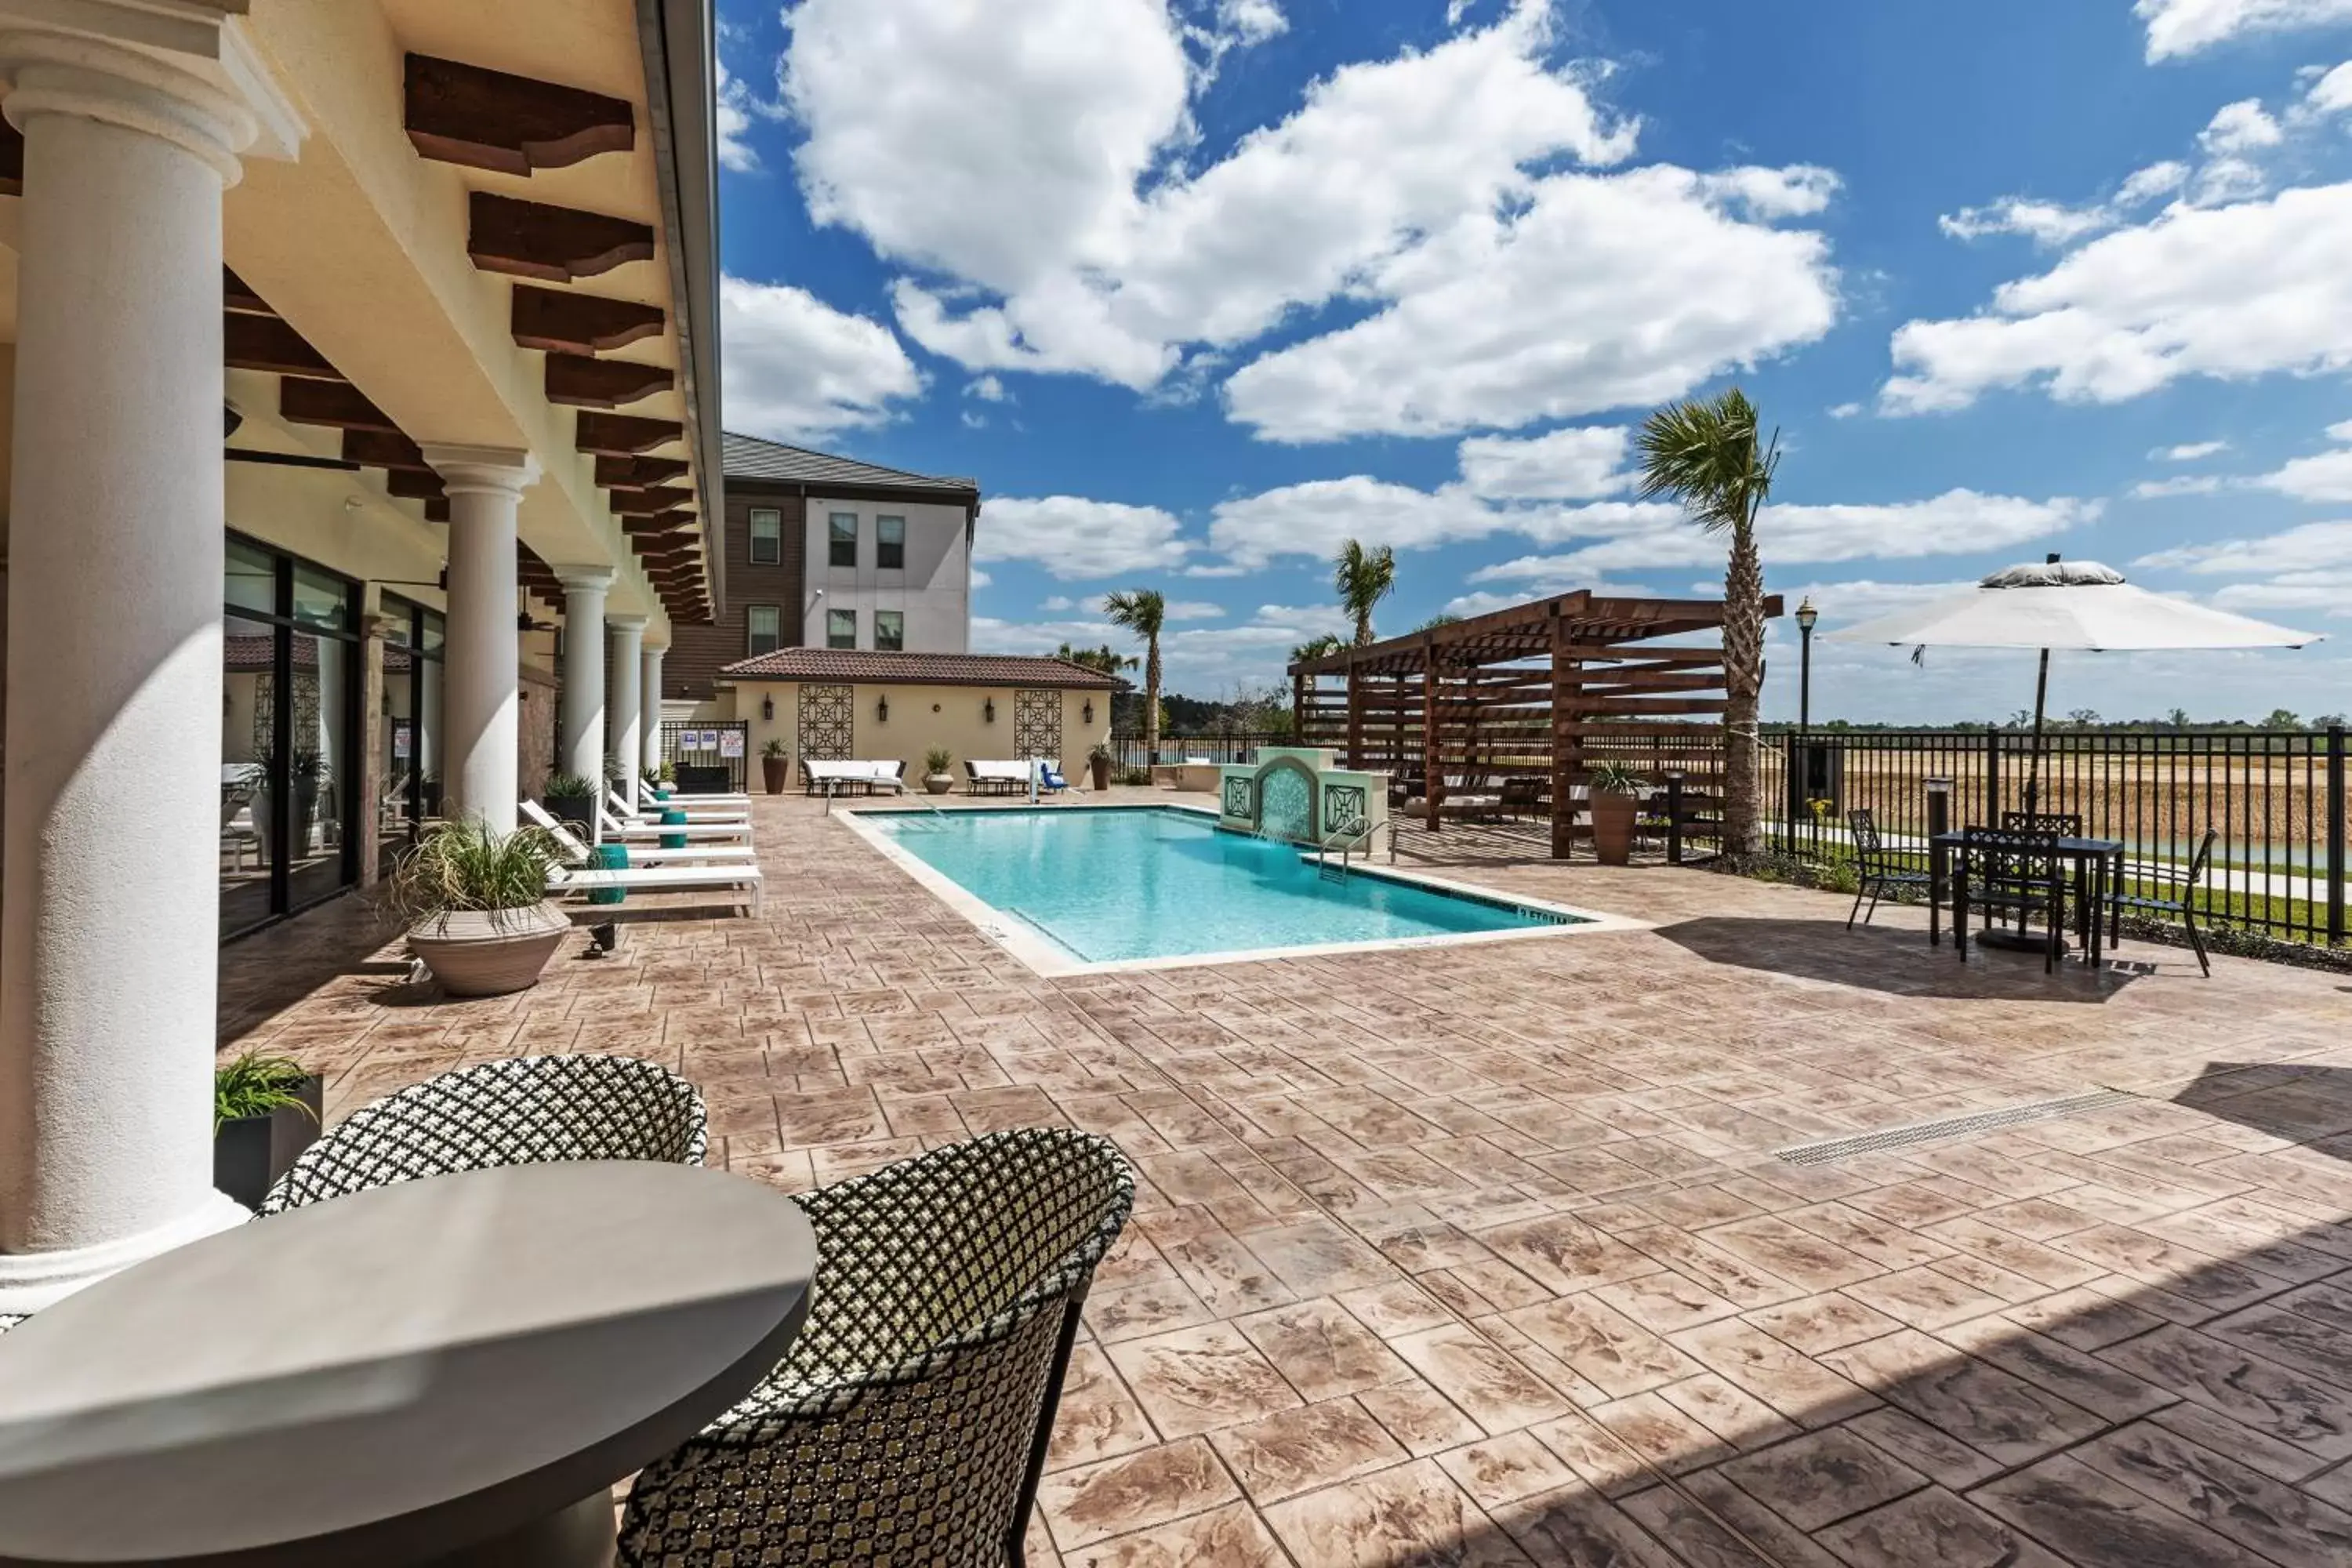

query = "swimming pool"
851;805;1625;972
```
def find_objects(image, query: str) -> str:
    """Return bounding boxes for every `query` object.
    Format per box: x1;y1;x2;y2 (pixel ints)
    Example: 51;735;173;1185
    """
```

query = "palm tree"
1334;539;1396;646
1103;589;1167;760
1290;633;1346;664
1635;387;1780;866
1055;641;1137;677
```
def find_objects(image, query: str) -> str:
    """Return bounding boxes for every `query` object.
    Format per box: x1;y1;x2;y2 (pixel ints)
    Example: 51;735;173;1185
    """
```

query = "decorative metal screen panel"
1323;782;1367;831
799;685;855;763
1014;688;1062;760
1223;775;1254;819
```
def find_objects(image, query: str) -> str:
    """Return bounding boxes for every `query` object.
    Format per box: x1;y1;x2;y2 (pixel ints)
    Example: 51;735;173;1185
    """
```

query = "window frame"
826;607;858;649
874;608;905;652
746;603;782;657
748;506;782;566
876;515;906;571
828;511;858;569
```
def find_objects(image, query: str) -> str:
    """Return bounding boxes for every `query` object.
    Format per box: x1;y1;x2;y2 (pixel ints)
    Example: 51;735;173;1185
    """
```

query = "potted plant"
1587;760;1646;866
212;1051;321;1208
760;737;790;794
1087;742;1114;792
650;760;676;800
391;818;572;996
923;746;955;795
289;753;332;860
543;771;597;835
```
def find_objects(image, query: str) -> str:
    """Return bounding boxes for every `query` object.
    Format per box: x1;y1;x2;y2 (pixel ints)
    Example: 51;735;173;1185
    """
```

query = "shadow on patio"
1650;916;2140;1002
2168;1064;2352;1154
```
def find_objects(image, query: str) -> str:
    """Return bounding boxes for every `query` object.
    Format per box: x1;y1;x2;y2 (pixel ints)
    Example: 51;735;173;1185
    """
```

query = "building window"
829;512;857;568
875;609;905;651
877;516;906;570
749;507;782;565
746;604;782;656
827;608;858;648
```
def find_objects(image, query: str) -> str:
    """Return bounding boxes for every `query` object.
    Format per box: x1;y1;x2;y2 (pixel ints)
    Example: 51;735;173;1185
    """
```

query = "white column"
608;615;645;804
0;31;265;1305
641;645;666;772
426;445;539;834
556;568;612;790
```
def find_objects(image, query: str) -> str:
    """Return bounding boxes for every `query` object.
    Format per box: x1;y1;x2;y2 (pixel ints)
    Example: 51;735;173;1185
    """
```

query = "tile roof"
722;432;978;497
718;647;1128;689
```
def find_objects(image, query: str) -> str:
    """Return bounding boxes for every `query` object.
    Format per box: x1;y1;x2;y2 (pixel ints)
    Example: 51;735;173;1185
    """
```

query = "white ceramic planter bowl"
407;902;572;996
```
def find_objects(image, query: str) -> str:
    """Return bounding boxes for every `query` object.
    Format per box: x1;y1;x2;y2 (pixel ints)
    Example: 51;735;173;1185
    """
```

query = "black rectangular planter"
213;1073;325;1209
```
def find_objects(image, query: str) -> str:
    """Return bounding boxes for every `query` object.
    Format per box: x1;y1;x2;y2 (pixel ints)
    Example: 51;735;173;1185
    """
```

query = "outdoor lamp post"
1925;775;1954;946
1795;597;1818;730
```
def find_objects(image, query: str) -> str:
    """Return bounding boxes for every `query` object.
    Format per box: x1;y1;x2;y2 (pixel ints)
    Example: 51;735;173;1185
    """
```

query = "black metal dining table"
0;1160;817;1568
1930;829;2125;965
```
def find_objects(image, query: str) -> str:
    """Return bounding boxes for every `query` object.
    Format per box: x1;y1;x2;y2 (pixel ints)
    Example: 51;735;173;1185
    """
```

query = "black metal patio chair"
1955;826;2064;971
2001;810;2083;837
619;1127;1134;1567
2109;828;2218;977
254;1054;706;1215
1846;808;1930;929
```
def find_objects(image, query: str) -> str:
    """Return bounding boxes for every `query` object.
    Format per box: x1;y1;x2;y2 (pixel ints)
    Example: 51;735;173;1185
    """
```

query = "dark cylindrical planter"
1090;756;1111;790
213;1073;324;1209
1591;793;1639;866
761;756;789;794
544;792;594;835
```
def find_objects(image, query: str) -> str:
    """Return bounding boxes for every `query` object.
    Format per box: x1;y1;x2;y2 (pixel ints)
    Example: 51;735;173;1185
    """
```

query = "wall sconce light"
877;695;890;723
984;697;996;724
761;693;775;720
1083;699;1094;725
931;702;941;713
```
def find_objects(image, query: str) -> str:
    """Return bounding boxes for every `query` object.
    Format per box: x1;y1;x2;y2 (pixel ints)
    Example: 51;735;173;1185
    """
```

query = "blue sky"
711;0;2352;722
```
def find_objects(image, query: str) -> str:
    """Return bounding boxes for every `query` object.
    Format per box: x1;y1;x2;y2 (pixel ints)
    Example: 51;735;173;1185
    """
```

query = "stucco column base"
0;1189;248;1315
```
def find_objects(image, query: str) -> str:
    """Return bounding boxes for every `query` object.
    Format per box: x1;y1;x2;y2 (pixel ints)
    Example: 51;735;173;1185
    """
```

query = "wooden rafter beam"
469;192;653;284
342;429;433;473
545;352;673;409
226;314;341;379
512;285;664;356
595;454;689;491
405;54;634;177
423;497;451;523
281;378;398;434
612;485;695;517
223;267;271;316
386;470;445;500
575;412;682;456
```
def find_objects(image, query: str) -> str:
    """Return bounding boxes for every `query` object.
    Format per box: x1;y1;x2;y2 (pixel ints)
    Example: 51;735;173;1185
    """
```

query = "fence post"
2329;725;2346;947
1984;728;2001;823
1780;730;1799;855
1665;773;1684;865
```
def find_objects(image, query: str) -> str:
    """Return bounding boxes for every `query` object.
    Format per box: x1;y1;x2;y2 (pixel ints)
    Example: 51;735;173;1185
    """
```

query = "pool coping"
836;800;1651;978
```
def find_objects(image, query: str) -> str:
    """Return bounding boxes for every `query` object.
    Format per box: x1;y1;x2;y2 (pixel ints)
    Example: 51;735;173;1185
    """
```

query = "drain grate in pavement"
1772;1088;2141;1166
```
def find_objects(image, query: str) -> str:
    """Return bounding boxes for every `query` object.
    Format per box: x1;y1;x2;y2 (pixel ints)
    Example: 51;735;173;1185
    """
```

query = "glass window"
874;609;905;652
877;516;906;570
829;512;858;568
418;608;445;655
225;538;276;617
749;507;782;565
291;562;354;633
746;604;782;656
827;608;858;649
220;614;276;934
284;630;351;909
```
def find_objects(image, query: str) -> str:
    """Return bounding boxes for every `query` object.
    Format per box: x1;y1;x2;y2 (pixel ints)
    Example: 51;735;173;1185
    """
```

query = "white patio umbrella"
1826;555;2321;808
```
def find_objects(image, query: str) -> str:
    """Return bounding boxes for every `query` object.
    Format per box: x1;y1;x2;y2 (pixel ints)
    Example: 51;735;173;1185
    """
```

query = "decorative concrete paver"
220;789;2352;1566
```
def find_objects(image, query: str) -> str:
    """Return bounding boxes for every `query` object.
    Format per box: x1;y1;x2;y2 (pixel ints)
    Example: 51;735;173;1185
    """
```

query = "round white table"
0;1161;816;1566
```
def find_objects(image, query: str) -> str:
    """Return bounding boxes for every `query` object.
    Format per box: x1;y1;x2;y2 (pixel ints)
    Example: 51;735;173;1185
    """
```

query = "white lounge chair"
546;858;763;916
611;786;748;826
641;779;751;809
522;800;757;867
597;804;753;845
801;759;906;797
964;760;1035;796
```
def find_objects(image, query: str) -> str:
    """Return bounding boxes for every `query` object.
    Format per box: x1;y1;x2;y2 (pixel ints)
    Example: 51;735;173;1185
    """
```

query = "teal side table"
660;808;688;850
590;842;629;905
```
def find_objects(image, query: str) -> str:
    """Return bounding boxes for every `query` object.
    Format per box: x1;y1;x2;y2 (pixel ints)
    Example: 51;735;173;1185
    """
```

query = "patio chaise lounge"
639;779;751;811
610;786;748;825
546;854;763;916
597;804;752;846
964;759;1052;796
256;1055;706;1214
801;759;906;796
521;800;757;868
618;1129;1134;1567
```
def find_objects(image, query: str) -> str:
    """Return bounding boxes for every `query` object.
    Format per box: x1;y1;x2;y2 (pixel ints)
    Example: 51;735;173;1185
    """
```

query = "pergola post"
1291;669;1307;744
1345;660;1364;769
1550;607;1576;859
1422;644;1444;833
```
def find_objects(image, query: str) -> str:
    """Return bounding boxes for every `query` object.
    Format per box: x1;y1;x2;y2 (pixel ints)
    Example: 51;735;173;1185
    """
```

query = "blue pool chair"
1038;762;1069;793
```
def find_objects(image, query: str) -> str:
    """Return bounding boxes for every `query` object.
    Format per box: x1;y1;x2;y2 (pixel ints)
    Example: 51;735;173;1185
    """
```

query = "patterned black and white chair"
618;1127;1134;1568
255;1054;706;1216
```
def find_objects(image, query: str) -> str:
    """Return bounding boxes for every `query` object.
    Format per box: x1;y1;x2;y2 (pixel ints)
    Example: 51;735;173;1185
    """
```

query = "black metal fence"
658;720;750;793
1106;731;1287;772
1763;728;2350;945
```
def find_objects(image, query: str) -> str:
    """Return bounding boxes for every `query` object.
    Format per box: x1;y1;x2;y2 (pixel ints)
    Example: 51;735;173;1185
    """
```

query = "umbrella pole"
2024;646;2050;815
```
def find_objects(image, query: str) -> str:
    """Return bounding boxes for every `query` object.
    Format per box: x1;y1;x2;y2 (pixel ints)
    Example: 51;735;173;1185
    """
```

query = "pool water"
866;806;1576;964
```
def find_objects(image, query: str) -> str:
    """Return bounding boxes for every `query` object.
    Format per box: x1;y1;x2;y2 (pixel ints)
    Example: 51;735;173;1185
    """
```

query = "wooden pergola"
1287;589;1781;858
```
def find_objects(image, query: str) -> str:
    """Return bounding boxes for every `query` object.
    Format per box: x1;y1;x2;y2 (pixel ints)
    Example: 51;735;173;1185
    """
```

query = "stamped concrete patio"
222;791;2352;1567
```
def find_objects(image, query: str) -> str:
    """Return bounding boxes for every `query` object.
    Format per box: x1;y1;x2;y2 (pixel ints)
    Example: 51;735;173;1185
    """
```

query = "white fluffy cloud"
2259;447;2352;500
2137;0;2352;60
2137;520;2352;572
1457;426;1630;499
1469;491;2096;579
2153;439;2230;459
1939;162;2187;248
1883;183;2352;412
779;0;1838;440
720;276;924;438
2311;62;2352;114
2132;474;2227;497
1208;477;1512;568
2201;98;2285;154
974;496;1194;579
